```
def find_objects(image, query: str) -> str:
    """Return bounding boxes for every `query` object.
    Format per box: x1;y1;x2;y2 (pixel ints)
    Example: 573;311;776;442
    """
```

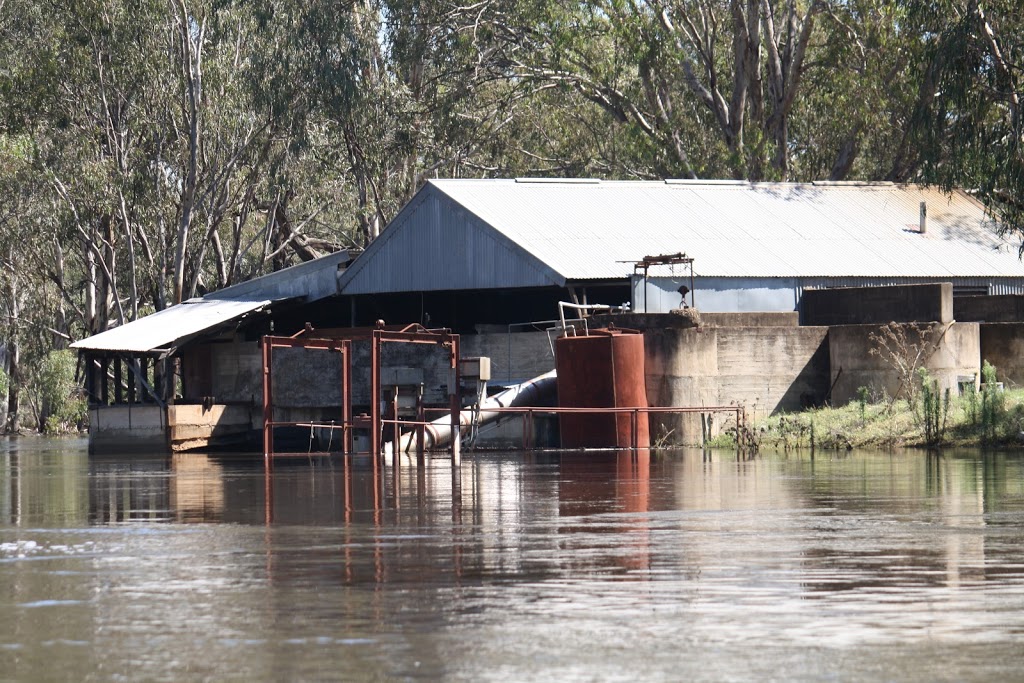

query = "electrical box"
460;357;491;381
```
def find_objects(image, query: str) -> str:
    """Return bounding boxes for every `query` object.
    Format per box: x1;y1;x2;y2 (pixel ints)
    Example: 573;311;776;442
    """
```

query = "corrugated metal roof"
337;180;1022;291
71;250;351;354
70;297;275;353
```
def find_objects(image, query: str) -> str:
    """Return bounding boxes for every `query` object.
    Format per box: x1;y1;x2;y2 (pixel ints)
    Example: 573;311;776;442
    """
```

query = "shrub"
37;350;87;434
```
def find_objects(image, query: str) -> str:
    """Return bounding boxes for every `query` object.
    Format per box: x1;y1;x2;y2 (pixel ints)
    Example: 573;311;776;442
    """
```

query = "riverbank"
740;386;1024;451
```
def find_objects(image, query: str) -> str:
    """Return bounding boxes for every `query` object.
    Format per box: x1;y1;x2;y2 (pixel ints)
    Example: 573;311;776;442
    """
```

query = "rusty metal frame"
261;335;352;467
262;323;463;468
632;252;695;312
371;325;461;467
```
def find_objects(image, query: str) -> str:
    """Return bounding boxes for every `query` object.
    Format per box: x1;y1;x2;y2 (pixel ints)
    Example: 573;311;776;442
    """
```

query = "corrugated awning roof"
70;297;277;354
72;249;352;354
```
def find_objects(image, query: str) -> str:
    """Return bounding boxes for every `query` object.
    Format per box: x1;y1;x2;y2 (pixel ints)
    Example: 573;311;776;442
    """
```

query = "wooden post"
113;357;123;405
127;358;137;405
99;358;109;405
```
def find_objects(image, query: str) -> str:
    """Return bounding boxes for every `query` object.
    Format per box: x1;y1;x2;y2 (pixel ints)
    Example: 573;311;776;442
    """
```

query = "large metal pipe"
386;370;557;454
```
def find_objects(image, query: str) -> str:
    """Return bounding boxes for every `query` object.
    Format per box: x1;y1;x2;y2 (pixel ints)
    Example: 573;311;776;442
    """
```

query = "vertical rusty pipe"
371;330;381;467
261;337;273;468
342;340;352;456
416;383;425;467
264;461;273;524
450;334;461;467
391;385;400;469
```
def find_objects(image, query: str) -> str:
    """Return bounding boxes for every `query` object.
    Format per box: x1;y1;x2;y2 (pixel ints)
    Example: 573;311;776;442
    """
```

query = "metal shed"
338;179;1024;313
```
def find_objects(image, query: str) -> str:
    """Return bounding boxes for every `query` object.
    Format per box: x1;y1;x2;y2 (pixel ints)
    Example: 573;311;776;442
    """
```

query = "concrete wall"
643;325;830;445
828;322;979;403
701;312;799;327
88;405;168;454
211;341;262;403
803;283;952;326
462;331;556;384
980;323;1024;387
955;296;1024;322
168;404;255;452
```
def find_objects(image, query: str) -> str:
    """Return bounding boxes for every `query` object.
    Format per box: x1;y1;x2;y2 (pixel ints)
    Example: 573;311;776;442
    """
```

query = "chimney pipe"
919;201;927;234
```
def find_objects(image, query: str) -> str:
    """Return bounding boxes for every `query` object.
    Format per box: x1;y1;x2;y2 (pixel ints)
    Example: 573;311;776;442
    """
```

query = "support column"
449;334;461;467
261;337;273;467
371;330;381;467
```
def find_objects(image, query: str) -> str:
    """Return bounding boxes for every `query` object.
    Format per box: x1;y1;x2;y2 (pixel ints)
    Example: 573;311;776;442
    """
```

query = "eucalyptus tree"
900;0;1023;236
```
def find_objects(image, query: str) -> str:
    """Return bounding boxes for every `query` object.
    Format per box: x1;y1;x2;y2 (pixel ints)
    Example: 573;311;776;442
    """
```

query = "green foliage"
902;0;1024;236
749;372;1024;452
36;350;86;434
980;361;1005;444
917;368;950;448
964;382;980;426
856;386;870;425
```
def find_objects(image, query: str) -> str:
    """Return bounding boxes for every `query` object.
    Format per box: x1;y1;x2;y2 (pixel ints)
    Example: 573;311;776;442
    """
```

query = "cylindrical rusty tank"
555;328;649;449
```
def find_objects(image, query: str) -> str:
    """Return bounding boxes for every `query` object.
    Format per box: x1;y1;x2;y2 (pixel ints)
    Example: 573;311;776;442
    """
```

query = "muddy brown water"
2;439;1023;681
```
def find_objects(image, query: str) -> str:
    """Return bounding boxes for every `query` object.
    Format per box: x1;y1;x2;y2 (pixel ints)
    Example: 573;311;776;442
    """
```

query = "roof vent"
920;201;928;234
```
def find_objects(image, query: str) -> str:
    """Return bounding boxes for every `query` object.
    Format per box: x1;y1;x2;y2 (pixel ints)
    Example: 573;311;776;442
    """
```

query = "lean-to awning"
70;297;279;355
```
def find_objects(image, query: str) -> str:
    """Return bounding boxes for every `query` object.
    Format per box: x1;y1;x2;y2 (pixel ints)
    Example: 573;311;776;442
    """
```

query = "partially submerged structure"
71;251;352;453
71;180;1024;453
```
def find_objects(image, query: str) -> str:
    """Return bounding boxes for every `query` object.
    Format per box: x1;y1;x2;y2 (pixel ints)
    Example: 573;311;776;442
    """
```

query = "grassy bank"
745;384;1024;451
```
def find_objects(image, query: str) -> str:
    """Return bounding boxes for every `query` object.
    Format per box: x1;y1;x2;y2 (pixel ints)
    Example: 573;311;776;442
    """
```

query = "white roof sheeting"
72;250;351;353
338;180;1023;291
437;180;1021;279
70;298;276;353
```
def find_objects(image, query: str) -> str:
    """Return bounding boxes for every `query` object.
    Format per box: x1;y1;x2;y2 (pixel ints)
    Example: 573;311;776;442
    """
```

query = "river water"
1;439;1023;682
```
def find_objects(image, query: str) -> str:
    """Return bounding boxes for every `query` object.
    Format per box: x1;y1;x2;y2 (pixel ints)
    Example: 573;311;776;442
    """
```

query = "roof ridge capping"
663;179;897;187
664;179;748;185
514;177;601;184
811;180;895;187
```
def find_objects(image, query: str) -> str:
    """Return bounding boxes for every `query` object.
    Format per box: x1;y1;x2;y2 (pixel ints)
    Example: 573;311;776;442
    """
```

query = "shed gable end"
340;190;564;294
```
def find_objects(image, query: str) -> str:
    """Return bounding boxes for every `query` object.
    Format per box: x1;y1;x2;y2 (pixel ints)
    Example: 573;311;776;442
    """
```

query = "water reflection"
2;443;1024;681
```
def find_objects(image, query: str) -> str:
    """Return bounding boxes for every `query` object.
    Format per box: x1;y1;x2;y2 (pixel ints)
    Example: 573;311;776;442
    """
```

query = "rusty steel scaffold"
261;323;462;468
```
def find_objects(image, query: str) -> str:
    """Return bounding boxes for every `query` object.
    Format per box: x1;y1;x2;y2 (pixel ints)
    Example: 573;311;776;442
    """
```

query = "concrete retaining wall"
828;322;979;403
88;405;168;454
803;283;952;325
956;296;1024;323
701;312;799;327
980;323;1024;387
168;404;255;452
643;325;830;445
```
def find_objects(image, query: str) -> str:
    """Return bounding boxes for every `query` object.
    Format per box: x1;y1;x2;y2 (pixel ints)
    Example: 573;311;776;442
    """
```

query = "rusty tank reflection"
556;451;656;572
